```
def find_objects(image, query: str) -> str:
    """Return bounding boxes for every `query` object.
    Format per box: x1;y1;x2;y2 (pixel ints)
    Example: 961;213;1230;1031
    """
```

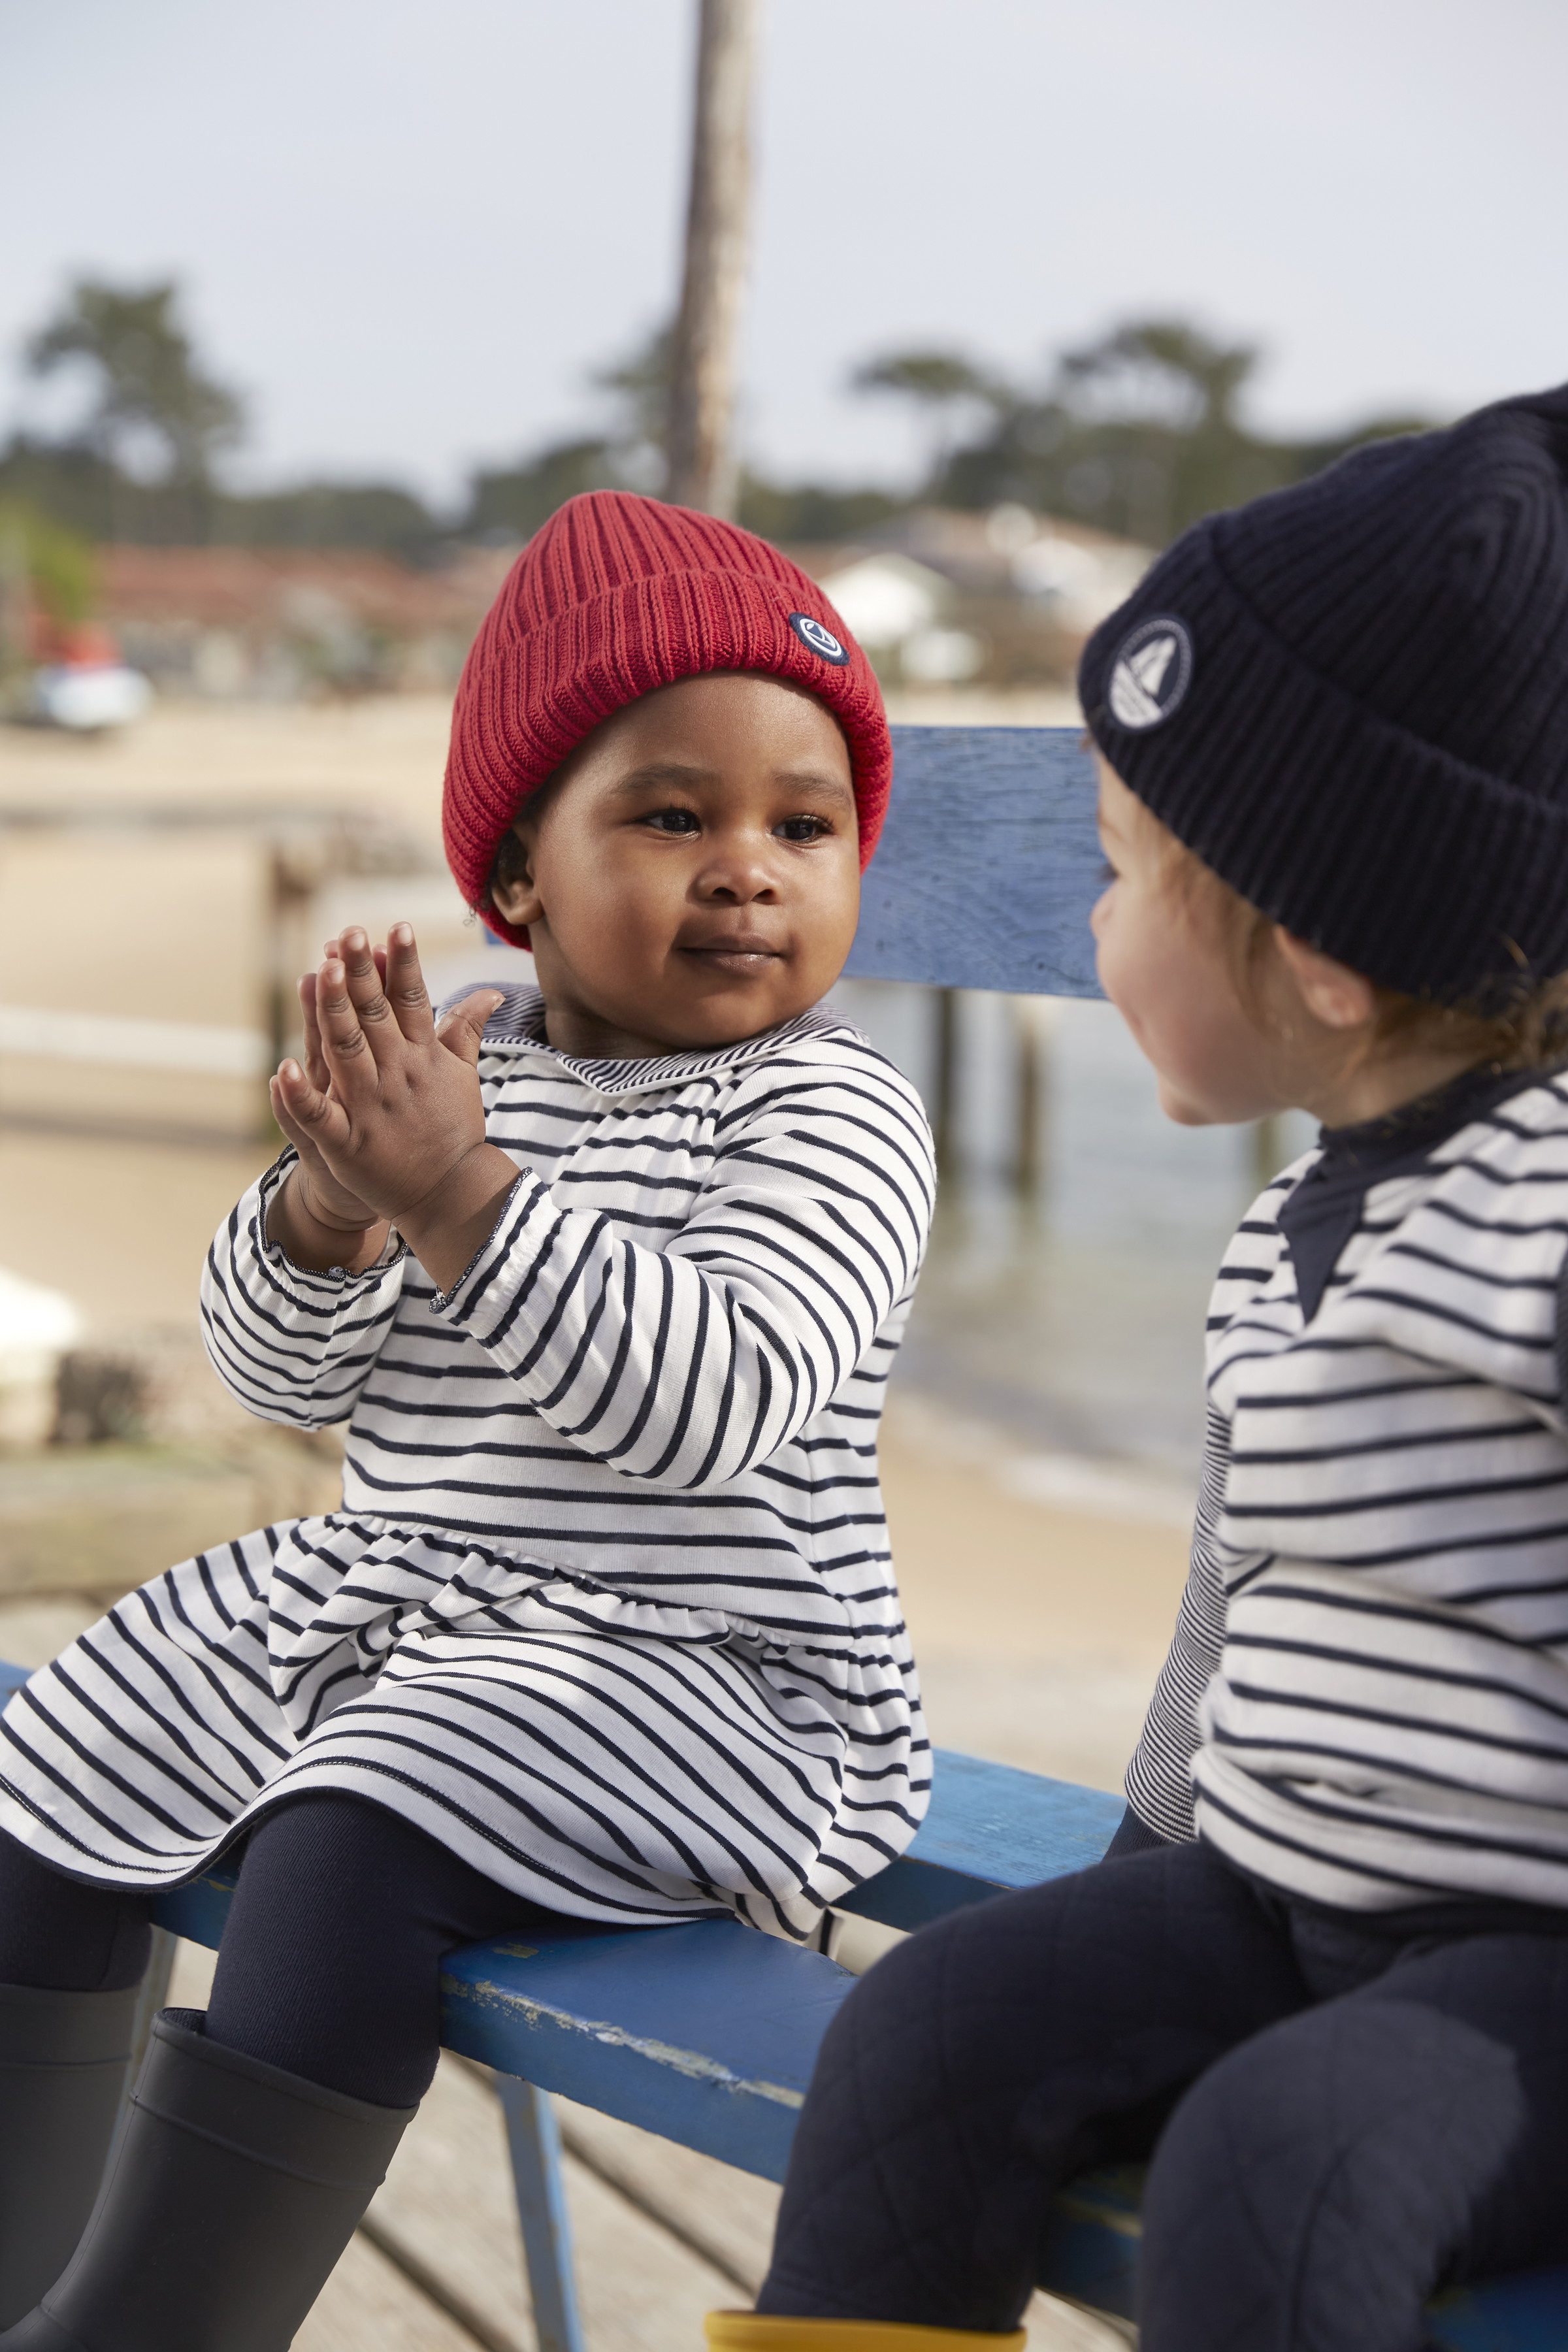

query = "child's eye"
1098;857;1118;885
776;815;832;843
644;807;701;835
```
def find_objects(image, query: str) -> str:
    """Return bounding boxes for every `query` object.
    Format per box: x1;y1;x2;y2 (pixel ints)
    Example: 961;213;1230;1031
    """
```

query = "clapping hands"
269;926;517;1289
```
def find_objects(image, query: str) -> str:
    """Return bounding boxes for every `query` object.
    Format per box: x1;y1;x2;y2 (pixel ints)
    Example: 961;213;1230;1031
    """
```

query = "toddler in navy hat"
723;388;1568;2352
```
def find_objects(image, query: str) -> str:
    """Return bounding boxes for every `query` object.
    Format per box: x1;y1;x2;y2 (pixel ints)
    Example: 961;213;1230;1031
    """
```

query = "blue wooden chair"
9;727;1566;2349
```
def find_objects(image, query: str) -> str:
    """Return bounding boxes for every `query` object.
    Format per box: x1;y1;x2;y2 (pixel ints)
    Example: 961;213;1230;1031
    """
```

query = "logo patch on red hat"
1109;617;1193;730
789;613;849;666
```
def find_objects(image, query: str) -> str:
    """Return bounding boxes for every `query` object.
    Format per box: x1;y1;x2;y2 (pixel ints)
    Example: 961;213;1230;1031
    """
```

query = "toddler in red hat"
0;494;934;2344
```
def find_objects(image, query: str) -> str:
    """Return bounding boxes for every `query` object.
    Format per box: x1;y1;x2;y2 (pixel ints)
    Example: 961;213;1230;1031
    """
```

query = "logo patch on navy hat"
789;612;849;666
1108;617;1193;730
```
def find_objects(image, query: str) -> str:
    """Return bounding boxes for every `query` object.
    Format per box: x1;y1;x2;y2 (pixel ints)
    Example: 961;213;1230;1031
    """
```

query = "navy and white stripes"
1129;1067;1568;1911
0;988;936;1940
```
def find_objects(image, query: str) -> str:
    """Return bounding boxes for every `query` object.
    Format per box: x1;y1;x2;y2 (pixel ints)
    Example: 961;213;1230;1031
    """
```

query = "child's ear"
1275;929;1378;1032
489;828;544;931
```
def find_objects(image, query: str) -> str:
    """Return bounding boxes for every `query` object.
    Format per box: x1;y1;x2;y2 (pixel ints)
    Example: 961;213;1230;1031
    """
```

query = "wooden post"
665;0;757;517
1012;997;1055;1198
932;988;958;1178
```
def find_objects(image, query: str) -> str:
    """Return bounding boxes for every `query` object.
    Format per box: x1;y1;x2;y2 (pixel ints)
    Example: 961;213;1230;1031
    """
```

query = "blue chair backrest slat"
847;728;1102;996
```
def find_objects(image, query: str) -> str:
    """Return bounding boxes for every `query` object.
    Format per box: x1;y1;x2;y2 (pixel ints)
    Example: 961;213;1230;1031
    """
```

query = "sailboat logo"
790;613;850;666
1107;617;1193;730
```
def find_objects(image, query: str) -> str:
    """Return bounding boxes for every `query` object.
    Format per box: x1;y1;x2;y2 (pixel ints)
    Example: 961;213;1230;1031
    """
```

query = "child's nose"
700;844;778;901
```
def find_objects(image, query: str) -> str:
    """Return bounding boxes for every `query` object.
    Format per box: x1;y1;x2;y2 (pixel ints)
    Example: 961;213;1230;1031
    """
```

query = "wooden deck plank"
297;2228;487;2352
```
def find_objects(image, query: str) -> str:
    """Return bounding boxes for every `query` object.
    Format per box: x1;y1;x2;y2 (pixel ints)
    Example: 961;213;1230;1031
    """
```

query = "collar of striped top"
452;981;853;1097
1281;1054;1568;1324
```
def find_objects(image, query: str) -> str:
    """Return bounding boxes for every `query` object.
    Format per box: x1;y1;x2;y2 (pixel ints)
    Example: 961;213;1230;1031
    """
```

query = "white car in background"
31;661;152;732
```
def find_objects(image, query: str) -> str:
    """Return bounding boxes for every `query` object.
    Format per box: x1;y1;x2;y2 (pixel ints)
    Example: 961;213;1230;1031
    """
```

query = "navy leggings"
759;1838;1568;2352
0;1795;549;2107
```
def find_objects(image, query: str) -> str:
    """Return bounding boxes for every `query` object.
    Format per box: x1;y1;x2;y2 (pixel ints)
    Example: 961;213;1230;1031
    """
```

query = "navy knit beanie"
1079;383;1568;1002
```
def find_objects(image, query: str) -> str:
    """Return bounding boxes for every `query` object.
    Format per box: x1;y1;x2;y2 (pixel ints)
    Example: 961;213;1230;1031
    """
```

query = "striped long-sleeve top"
1125;1060;1568;1912
0;987;936;1940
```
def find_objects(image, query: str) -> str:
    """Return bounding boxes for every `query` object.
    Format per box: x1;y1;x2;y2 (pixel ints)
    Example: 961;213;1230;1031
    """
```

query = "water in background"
830;981;1315;1484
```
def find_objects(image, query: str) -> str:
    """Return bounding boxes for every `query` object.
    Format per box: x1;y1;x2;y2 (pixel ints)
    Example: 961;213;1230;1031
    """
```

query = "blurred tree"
459;325;670;541
215;481;442;560
1;274;1435;572
0;434;125;544
591;323;674;486
0;500;97;687
0;432;449;558
736;476;903;544
465;440;621;542
8;276;451;555
1046;318;1275;541
851;348;1007;481
0;502;97;623
1058;319;1256;433
25;279;244;537
934;318;1436;544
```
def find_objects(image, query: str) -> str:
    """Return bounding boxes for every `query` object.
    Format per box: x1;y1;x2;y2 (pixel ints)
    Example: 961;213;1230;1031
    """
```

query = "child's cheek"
1098;906;1203;1091
1092;905;1142;1028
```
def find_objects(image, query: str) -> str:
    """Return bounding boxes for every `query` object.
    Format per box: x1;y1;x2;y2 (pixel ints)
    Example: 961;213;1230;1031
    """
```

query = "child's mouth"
680;938;784;974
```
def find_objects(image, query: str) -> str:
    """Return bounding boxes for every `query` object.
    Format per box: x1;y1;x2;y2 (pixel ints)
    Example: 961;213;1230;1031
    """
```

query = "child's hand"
284;941;383;1235
270;926;515;1291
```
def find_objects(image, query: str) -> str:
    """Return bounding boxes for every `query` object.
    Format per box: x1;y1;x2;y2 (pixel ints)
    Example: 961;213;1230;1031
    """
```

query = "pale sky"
3;0;1565;509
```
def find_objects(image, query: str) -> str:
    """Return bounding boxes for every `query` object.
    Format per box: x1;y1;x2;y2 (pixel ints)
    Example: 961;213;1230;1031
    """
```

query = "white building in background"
813;553;942;650
797;506;1152;691
1000;509;1153;638
813;551;985;686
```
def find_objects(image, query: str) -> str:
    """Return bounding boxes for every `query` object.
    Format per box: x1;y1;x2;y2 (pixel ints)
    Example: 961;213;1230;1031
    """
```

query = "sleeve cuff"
259;1153;406;1290
428;1175;529;1313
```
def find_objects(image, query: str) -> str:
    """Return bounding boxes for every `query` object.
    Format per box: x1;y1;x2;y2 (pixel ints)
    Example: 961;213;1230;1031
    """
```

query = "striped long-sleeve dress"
1126;1060;1568;1910
0;987;936;1942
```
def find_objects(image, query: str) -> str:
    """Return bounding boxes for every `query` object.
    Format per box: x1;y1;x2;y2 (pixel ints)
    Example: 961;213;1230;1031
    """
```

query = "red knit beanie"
443;490;892;945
